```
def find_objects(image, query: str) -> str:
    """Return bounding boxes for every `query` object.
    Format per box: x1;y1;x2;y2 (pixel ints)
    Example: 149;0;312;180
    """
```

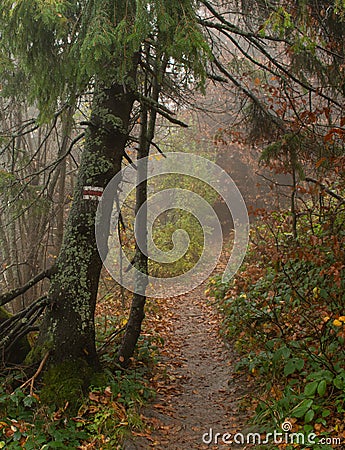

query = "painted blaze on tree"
0;0;209;399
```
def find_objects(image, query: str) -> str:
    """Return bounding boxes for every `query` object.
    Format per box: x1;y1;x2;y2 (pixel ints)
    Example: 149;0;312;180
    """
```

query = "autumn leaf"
89;391;100;402
315;157;326;168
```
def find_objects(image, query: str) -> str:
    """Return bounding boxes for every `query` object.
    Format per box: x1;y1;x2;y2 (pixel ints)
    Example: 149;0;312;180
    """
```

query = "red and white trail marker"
83;186;104;201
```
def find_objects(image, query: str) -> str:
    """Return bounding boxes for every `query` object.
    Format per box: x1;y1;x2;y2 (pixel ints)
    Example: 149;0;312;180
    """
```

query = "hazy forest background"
0;0;344;448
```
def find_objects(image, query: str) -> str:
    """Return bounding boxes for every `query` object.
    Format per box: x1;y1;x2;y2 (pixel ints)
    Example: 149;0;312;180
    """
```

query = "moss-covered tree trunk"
32;82;135;376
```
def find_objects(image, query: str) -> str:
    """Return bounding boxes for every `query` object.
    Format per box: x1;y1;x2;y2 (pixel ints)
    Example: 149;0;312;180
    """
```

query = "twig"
20;352;50;395
256;172;293;188
135;93;188;127
97;327;126;354
305;177;345;203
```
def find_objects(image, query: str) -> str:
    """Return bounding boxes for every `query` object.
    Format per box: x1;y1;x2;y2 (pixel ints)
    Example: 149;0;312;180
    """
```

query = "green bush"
208;205;345;444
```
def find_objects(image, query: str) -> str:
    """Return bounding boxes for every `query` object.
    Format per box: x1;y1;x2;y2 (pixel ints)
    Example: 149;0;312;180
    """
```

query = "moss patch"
40;359;95;413
90;371;109;388
24;337;53;366
0;306;11;321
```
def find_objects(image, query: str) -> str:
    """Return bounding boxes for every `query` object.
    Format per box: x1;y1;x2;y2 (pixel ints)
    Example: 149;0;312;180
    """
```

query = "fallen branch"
0;267;55;307
20;352;50;395
0;296;49;351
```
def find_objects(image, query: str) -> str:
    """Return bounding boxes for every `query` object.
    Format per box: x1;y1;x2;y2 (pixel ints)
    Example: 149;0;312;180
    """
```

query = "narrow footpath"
124;282;253;450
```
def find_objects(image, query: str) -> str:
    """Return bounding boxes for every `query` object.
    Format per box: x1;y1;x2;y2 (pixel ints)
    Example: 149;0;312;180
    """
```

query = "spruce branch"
212;57;285;131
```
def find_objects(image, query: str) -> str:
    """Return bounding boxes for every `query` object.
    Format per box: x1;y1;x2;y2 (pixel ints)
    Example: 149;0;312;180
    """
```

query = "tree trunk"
118;58;162;365
117;113;149;366
32;81;135;374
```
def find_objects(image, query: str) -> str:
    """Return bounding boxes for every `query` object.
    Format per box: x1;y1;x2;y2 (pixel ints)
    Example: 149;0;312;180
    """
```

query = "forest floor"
123;280;254;450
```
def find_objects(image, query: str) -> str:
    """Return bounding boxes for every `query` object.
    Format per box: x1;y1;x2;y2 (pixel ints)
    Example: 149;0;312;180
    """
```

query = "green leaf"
293;399;313;418
284;358;304;376
304;381;318;397
13;430;22;441
334;374;345;390
322;409;331;418
23;395;36;407
304;409;315;423
273;345;291;362
44;443;71;448
307;370;334;383
317;380;327;397
303;424;314;434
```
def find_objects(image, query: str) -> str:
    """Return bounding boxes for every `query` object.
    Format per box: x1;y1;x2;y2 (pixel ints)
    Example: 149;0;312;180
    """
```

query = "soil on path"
124;282;253;450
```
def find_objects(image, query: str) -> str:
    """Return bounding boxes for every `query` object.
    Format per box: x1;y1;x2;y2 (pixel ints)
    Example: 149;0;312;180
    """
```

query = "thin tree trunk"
118;55;163;365
117;106;149;366
290;150;298;240
55;156;66;253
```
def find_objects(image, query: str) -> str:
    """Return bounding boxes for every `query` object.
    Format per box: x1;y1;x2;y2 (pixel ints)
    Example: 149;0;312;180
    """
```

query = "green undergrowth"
0;285;162;449
208;205;345;449
0;338;156;449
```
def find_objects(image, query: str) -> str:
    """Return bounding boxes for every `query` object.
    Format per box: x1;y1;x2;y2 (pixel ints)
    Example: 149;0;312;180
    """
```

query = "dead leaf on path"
152;403;173;411
131;431;155;441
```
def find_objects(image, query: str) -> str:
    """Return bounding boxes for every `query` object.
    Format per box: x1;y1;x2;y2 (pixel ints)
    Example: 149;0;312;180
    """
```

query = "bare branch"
135;93;188;127
0;267;54;307
305;177;345;203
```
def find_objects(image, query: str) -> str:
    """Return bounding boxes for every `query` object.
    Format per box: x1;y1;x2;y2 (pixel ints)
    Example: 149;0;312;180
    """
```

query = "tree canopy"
0;0;210;119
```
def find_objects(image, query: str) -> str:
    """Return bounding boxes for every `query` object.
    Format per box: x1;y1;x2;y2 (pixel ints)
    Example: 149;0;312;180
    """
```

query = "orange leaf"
89;391;100;402
315;157;326;168
324;131;334;143
323;107;330;120
104;386;112;397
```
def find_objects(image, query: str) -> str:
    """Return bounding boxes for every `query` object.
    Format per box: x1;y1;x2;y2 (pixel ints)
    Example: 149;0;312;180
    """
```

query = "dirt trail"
124;283;252;450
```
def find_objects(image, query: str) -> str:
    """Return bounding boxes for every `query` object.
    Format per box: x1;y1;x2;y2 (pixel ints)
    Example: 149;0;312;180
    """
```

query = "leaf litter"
123;279;254;450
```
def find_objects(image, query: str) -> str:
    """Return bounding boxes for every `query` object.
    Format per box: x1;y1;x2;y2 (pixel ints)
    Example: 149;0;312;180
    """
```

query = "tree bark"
117;107;149;366
33;81;135;371
118;54;163;365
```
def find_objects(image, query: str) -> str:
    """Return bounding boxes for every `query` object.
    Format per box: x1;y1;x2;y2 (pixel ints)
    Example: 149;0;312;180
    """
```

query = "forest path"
124;281;252;450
